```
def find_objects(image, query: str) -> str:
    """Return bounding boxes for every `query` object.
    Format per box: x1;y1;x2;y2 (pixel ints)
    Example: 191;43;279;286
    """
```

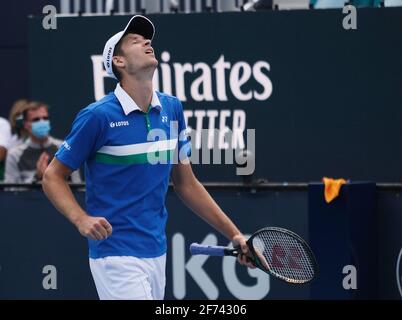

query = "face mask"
31;120;51;138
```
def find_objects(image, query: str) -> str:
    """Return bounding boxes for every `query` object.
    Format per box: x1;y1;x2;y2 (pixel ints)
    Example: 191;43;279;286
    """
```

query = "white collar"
114;83;162;116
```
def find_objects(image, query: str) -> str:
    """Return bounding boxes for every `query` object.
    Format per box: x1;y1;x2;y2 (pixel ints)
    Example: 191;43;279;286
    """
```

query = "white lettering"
92;52;273;103
342;265;357;289
191;63;214;102
232;110;246;149
42;5;57;30
109;121;129;128
172;233;270;299
219;110;231;149
253;61;272;101
194;110;206;149
160;51;172;95
343;5;357;30
173;62;193;101
172;233;219;300
230;62;253;101
213;55;231;101
206;110;219;149
223;235;270;299
91;55;108;101
42;265;57;290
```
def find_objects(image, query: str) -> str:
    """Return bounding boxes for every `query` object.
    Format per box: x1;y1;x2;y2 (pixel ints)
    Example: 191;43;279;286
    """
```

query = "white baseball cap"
103;15;155;80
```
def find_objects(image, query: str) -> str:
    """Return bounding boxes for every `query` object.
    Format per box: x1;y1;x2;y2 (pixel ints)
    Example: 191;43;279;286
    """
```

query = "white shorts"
89;254;166;300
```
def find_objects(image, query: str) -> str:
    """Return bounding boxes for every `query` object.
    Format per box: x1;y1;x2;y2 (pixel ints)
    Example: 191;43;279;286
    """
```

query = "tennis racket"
190;227;318;284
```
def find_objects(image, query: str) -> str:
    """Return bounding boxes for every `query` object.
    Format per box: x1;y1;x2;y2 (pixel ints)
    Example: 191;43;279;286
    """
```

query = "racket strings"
253;231;316;283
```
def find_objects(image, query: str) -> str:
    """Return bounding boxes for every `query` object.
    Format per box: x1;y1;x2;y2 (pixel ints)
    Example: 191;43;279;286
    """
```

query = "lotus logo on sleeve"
62;141;71;151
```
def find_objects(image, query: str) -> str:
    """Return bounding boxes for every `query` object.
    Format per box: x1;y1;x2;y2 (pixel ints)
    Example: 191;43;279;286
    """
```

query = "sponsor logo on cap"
106;47;113;68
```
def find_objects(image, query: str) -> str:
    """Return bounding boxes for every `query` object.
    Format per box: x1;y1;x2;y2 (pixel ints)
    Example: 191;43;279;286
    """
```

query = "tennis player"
42;15;254;300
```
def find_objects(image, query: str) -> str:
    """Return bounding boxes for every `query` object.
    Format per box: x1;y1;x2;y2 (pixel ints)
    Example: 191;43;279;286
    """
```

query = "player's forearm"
42;169;87;227
174;179;242;241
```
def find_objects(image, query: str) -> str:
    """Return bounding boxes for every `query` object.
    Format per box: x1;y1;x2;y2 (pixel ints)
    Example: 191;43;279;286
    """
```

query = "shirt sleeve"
55;108;106;171
175;98;192;162
0;118;12;149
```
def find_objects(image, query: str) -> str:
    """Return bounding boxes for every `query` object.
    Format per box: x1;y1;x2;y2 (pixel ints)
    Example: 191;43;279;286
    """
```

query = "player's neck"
121;75;153;113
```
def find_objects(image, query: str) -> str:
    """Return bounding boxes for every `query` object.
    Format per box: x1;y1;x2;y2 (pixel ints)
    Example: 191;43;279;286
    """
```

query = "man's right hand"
76;216;113;240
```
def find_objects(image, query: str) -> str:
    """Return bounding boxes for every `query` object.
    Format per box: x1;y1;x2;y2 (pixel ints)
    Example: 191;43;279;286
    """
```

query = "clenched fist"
76;216;113;240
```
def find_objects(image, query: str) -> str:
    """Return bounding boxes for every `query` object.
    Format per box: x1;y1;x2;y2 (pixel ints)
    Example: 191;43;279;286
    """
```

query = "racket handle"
190;243;226;256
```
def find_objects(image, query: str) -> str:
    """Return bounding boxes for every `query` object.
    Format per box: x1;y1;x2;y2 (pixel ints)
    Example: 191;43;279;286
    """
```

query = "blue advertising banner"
1;186;402;299
377;190;402;299
309;182;377;299
28;9;402;183
0;188;309;299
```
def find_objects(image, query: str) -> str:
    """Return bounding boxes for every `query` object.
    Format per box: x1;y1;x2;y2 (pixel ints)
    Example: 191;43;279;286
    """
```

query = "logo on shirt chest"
161;116;168;123
110;121;130;128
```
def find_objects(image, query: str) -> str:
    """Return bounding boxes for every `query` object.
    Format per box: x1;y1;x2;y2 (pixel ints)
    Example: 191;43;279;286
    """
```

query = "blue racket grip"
190;243;226;256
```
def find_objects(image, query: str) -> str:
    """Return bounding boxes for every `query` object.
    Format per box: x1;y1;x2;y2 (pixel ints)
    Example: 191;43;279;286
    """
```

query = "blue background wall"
0;187;309;300
1;186;401;299
1;4;401;300
0;0;58;118
27;9;402;182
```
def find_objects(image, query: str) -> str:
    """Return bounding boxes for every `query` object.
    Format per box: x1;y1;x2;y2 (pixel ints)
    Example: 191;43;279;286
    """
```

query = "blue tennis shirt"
55;83;190;259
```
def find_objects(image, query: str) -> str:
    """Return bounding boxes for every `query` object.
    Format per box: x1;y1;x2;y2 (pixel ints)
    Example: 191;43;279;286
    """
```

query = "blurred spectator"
5;101;81;183
8;99;29;149
0;99;30;181
0;117;12;180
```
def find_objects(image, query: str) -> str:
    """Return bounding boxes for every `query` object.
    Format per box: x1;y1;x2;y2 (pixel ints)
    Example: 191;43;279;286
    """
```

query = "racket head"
247;227;318;284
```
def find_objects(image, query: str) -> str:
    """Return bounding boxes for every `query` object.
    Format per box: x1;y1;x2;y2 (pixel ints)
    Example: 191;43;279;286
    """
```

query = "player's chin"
146;56;158;66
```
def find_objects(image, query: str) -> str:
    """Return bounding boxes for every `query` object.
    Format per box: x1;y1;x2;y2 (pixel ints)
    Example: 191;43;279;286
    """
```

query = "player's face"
118;33;158;74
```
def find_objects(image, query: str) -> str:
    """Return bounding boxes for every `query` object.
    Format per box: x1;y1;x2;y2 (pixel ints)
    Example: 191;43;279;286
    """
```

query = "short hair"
23;101;49;122
112;39;124;82
9;99;29;135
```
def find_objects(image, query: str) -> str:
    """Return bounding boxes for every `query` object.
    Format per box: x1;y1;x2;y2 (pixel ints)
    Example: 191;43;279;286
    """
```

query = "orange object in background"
322;177;347;203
